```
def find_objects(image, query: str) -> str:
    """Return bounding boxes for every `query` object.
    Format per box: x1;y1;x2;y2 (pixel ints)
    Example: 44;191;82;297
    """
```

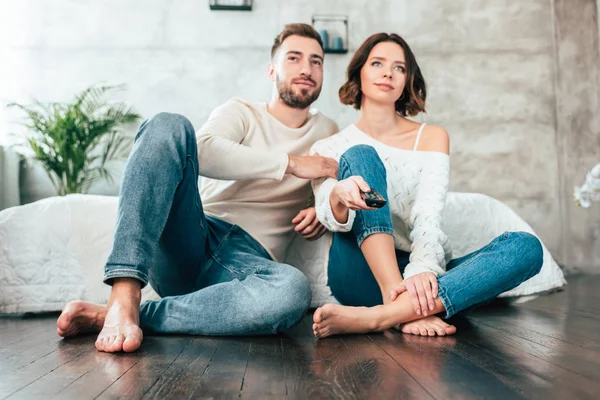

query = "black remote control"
360;188;387;208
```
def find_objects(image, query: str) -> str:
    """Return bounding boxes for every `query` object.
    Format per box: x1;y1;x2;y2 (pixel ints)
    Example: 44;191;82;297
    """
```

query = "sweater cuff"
274;154;290;182
317;179;355;232
403;262;445;280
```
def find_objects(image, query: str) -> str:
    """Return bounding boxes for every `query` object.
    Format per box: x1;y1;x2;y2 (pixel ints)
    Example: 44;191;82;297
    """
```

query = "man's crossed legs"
57;113;311;352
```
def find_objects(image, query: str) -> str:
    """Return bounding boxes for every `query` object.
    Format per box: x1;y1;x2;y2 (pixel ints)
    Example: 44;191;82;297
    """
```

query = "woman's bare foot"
312;303;383;339
399;315;457;337
57;301;107;337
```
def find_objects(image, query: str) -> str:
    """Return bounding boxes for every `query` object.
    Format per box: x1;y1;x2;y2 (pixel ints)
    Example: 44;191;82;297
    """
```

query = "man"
56;23;339;353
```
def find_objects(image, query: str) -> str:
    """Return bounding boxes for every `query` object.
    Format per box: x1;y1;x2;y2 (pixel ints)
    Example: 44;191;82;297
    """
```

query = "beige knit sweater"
196;98;339;262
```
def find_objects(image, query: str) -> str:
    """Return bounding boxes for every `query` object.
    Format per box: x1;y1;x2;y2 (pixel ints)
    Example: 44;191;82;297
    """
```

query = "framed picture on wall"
209;0;253;11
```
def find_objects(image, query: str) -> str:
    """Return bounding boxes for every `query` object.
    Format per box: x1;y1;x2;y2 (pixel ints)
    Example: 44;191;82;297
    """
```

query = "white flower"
574;163;600;208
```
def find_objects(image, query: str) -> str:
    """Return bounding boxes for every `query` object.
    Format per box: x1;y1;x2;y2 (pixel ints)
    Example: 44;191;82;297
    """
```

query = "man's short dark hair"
271;23;324;59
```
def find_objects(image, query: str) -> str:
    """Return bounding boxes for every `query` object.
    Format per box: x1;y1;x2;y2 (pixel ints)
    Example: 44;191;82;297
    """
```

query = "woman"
309;33;543;338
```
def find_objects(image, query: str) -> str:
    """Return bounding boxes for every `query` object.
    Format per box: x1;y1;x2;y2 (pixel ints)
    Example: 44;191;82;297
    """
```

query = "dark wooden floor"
1;275;600;400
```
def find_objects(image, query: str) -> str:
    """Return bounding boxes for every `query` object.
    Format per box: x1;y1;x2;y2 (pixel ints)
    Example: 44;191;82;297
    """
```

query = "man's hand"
287;154;338;180
292;207;327;241
390;272;438;316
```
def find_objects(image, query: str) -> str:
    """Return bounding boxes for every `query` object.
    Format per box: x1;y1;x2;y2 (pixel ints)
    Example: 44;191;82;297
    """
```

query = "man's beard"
277;77;322;109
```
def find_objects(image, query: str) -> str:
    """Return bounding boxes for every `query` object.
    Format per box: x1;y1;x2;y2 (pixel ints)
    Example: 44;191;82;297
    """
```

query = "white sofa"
0;193;566;314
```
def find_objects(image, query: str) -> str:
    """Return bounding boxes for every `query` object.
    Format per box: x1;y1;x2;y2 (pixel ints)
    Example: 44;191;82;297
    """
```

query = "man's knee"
137;112;195;145
273;266;312;331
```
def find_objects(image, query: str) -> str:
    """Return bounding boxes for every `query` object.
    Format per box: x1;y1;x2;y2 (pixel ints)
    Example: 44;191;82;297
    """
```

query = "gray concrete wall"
552;0;600;272
0;0;598;272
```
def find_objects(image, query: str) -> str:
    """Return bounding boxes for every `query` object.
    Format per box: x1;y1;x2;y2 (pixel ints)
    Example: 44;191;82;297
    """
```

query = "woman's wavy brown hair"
339;33;426;116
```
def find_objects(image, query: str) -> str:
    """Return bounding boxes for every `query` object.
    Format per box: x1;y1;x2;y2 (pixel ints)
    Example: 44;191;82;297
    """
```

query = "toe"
432;324;446;336
56;316;69;333
105;335;117;351
123;325;143;353
426;327;436;337
418;327;428;336
438;320;457;334
123;336;141;353
411;327;419;335
313;309;323;324
445;324;457;335
110;334;125;353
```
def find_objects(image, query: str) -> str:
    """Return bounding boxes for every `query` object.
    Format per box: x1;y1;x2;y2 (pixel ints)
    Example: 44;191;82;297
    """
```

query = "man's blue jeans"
328;145;544;318
104;113;311;335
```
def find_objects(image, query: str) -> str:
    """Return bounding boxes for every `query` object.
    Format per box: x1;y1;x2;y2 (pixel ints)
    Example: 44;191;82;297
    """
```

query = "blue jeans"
328;145;544;318
104;113;311;335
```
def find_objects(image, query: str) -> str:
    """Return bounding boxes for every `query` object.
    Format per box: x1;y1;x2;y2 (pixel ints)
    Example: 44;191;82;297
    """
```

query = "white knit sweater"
310;123;453;279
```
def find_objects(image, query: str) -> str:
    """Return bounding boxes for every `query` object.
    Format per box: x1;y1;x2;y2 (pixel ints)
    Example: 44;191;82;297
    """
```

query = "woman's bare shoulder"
418;124;450;154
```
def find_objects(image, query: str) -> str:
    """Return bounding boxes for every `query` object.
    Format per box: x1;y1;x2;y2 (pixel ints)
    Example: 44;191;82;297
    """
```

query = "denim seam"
439;250;488;317
211;254;255;275
356;227;395;247
105;263;142;268
338;156;351;179
186;155;201;209
436;284;454;319
194;257;214;287
210;225;257;275
339;155;393;246
210;225;238;261
103;268;149;285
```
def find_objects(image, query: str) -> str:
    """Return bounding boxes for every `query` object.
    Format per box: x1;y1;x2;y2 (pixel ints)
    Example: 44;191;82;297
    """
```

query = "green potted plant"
9;85;141;195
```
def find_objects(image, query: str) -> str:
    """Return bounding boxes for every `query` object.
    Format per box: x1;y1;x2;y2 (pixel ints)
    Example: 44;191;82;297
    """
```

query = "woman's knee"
507;231;544;278
342;144;378;159
339;145;384;180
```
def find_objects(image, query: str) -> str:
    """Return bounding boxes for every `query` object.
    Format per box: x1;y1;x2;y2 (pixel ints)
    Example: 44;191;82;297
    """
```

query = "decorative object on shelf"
332;36;344;51
574;162;600;208
209;0;253;11
8;85;141;196
312;15;349;54
317;29;329;51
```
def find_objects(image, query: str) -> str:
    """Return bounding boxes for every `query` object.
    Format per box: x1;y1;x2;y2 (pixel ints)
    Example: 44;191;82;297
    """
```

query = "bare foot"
312;303;382;339
57;301;107;337
399;315;457;337
95;299;143;353
94;278;144;353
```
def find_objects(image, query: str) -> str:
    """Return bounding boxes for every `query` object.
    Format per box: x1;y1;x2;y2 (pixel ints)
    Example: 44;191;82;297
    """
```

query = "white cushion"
0;192;566;313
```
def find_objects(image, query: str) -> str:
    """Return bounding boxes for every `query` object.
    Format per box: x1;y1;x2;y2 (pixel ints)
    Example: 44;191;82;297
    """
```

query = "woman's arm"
403;126;453;280
310;142;356;232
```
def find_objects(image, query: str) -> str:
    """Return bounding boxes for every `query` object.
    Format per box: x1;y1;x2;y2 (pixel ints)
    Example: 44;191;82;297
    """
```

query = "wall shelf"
209;0;252;11
324;48;348;54
312;15;349;54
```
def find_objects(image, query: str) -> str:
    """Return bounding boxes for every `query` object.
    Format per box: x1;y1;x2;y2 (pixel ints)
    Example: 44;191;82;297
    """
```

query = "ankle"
367;305;388;331
381;283;402;305
108;278;142;305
